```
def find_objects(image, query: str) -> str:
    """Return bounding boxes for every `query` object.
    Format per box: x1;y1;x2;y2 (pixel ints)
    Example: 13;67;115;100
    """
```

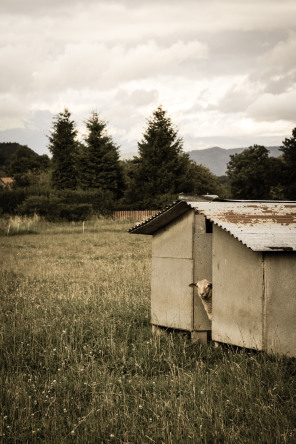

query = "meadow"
0;217;295;443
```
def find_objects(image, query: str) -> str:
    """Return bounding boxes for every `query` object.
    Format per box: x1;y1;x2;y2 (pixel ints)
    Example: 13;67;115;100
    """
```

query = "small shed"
129;198;296;357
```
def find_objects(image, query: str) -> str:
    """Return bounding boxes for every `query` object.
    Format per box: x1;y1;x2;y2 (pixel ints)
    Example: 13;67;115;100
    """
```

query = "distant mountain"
187;146;282;176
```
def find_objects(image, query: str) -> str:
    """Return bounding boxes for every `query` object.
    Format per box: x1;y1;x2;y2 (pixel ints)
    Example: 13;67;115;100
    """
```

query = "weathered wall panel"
152;210;194;259
212;226;263;349
265;253;296;357
194;213;207;234
193;233;212;281
151;257;193;330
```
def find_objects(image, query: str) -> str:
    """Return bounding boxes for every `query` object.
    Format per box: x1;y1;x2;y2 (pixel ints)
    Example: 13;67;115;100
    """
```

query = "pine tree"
127;106;192;207
48;108;78;189
78;112;124;198
280;127;296;199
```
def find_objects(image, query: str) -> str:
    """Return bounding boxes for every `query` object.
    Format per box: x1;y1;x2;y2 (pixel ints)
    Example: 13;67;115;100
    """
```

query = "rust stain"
210;208;296;226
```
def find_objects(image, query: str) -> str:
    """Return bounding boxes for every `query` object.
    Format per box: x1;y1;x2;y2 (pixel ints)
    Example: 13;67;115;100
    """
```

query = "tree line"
1;106;295;220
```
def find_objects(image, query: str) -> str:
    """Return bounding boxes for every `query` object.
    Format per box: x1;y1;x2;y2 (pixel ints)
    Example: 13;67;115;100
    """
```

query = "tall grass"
0;219;295;443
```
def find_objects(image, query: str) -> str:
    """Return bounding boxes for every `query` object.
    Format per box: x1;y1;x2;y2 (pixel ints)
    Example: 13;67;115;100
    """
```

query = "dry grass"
0;219;295;443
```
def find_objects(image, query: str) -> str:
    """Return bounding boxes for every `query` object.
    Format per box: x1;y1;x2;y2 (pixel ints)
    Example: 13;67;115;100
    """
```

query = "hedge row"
0;189;115;221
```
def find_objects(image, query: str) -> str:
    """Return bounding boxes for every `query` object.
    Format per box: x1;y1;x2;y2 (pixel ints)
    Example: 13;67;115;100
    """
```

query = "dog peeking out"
189;279;212;321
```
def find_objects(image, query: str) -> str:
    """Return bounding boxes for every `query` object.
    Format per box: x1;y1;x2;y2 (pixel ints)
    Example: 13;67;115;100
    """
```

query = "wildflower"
110;434;115;438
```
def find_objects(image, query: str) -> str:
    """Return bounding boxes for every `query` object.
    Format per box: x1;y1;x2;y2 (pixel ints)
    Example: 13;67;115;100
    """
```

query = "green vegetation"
0;189;114;220
77;111;124;198
1;112;296;215
124;106;220;208
9;145;50;188
280;127;296;200
0;142;20;176
48;108;79;190
1;219;295;443
0;106;222;217
226;128;296;200
226;145;283;199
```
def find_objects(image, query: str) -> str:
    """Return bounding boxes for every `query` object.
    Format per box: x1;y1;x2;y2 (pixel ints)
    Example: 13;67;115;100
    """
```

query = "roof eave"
128;200;191;234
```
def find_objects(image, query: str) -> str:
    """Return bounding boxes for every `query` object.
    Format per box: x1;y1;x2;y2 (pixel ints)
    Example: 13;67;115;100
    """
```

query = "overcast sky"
0;0;296;156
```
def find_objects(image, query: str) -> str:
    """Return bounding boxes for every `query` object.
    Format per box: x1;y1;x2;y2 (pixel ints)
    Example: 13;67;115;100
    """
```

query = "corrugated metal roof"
128;200;189;235
129;200;296;252
191;202;296;252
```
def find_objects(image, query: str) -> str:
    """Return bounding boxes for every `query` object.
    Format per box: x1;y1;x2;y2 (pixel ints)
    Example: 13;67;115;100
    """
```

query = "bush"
56;189;115;215
59;203;93;221
17;195;62;220
16;190;113;221
18;196;94;221
0;188;115;220
0;189;27;215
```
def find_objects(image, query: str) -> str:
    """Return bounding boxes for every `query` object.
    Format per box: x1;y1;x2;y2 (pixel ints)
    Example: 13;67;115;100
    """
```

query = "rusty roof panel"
129;200;296;252
189;202;296;251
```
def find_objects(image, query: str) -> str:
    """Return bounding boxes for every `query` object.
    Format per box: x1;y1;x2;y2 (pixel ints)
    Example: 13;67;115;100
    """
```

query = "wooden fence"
112;210;159;221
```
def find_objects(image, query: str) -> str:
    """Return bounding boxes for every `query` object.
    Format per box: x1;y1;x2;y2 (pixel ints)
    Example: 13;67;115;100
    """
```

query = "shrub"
56;189;115;215
0;189;27;215
17;191;112;221
59;203;93;221
1;188;115;220
17;195;62;220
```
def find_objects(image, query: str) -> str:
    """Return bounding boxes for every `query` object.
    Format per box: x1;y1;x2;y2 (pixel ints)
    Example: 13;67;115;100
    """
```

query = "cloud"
0;0;296;155
215;81;259;114
247;91;296;122
27;39;208;96
115;89;158;107
250;31;296;94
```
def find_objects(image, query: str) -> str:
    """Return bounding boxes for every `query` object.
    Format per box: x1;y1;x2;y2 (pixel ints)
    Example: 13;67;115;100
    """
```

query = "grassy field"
0;217;295;443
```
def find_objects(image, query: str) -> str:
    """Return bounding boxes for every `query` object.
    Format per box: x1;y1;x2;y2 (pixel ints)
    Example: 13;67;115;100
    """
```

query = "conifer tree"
78;111;124;198
280;127;296;199
127;106;192;206
48;108;78;189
